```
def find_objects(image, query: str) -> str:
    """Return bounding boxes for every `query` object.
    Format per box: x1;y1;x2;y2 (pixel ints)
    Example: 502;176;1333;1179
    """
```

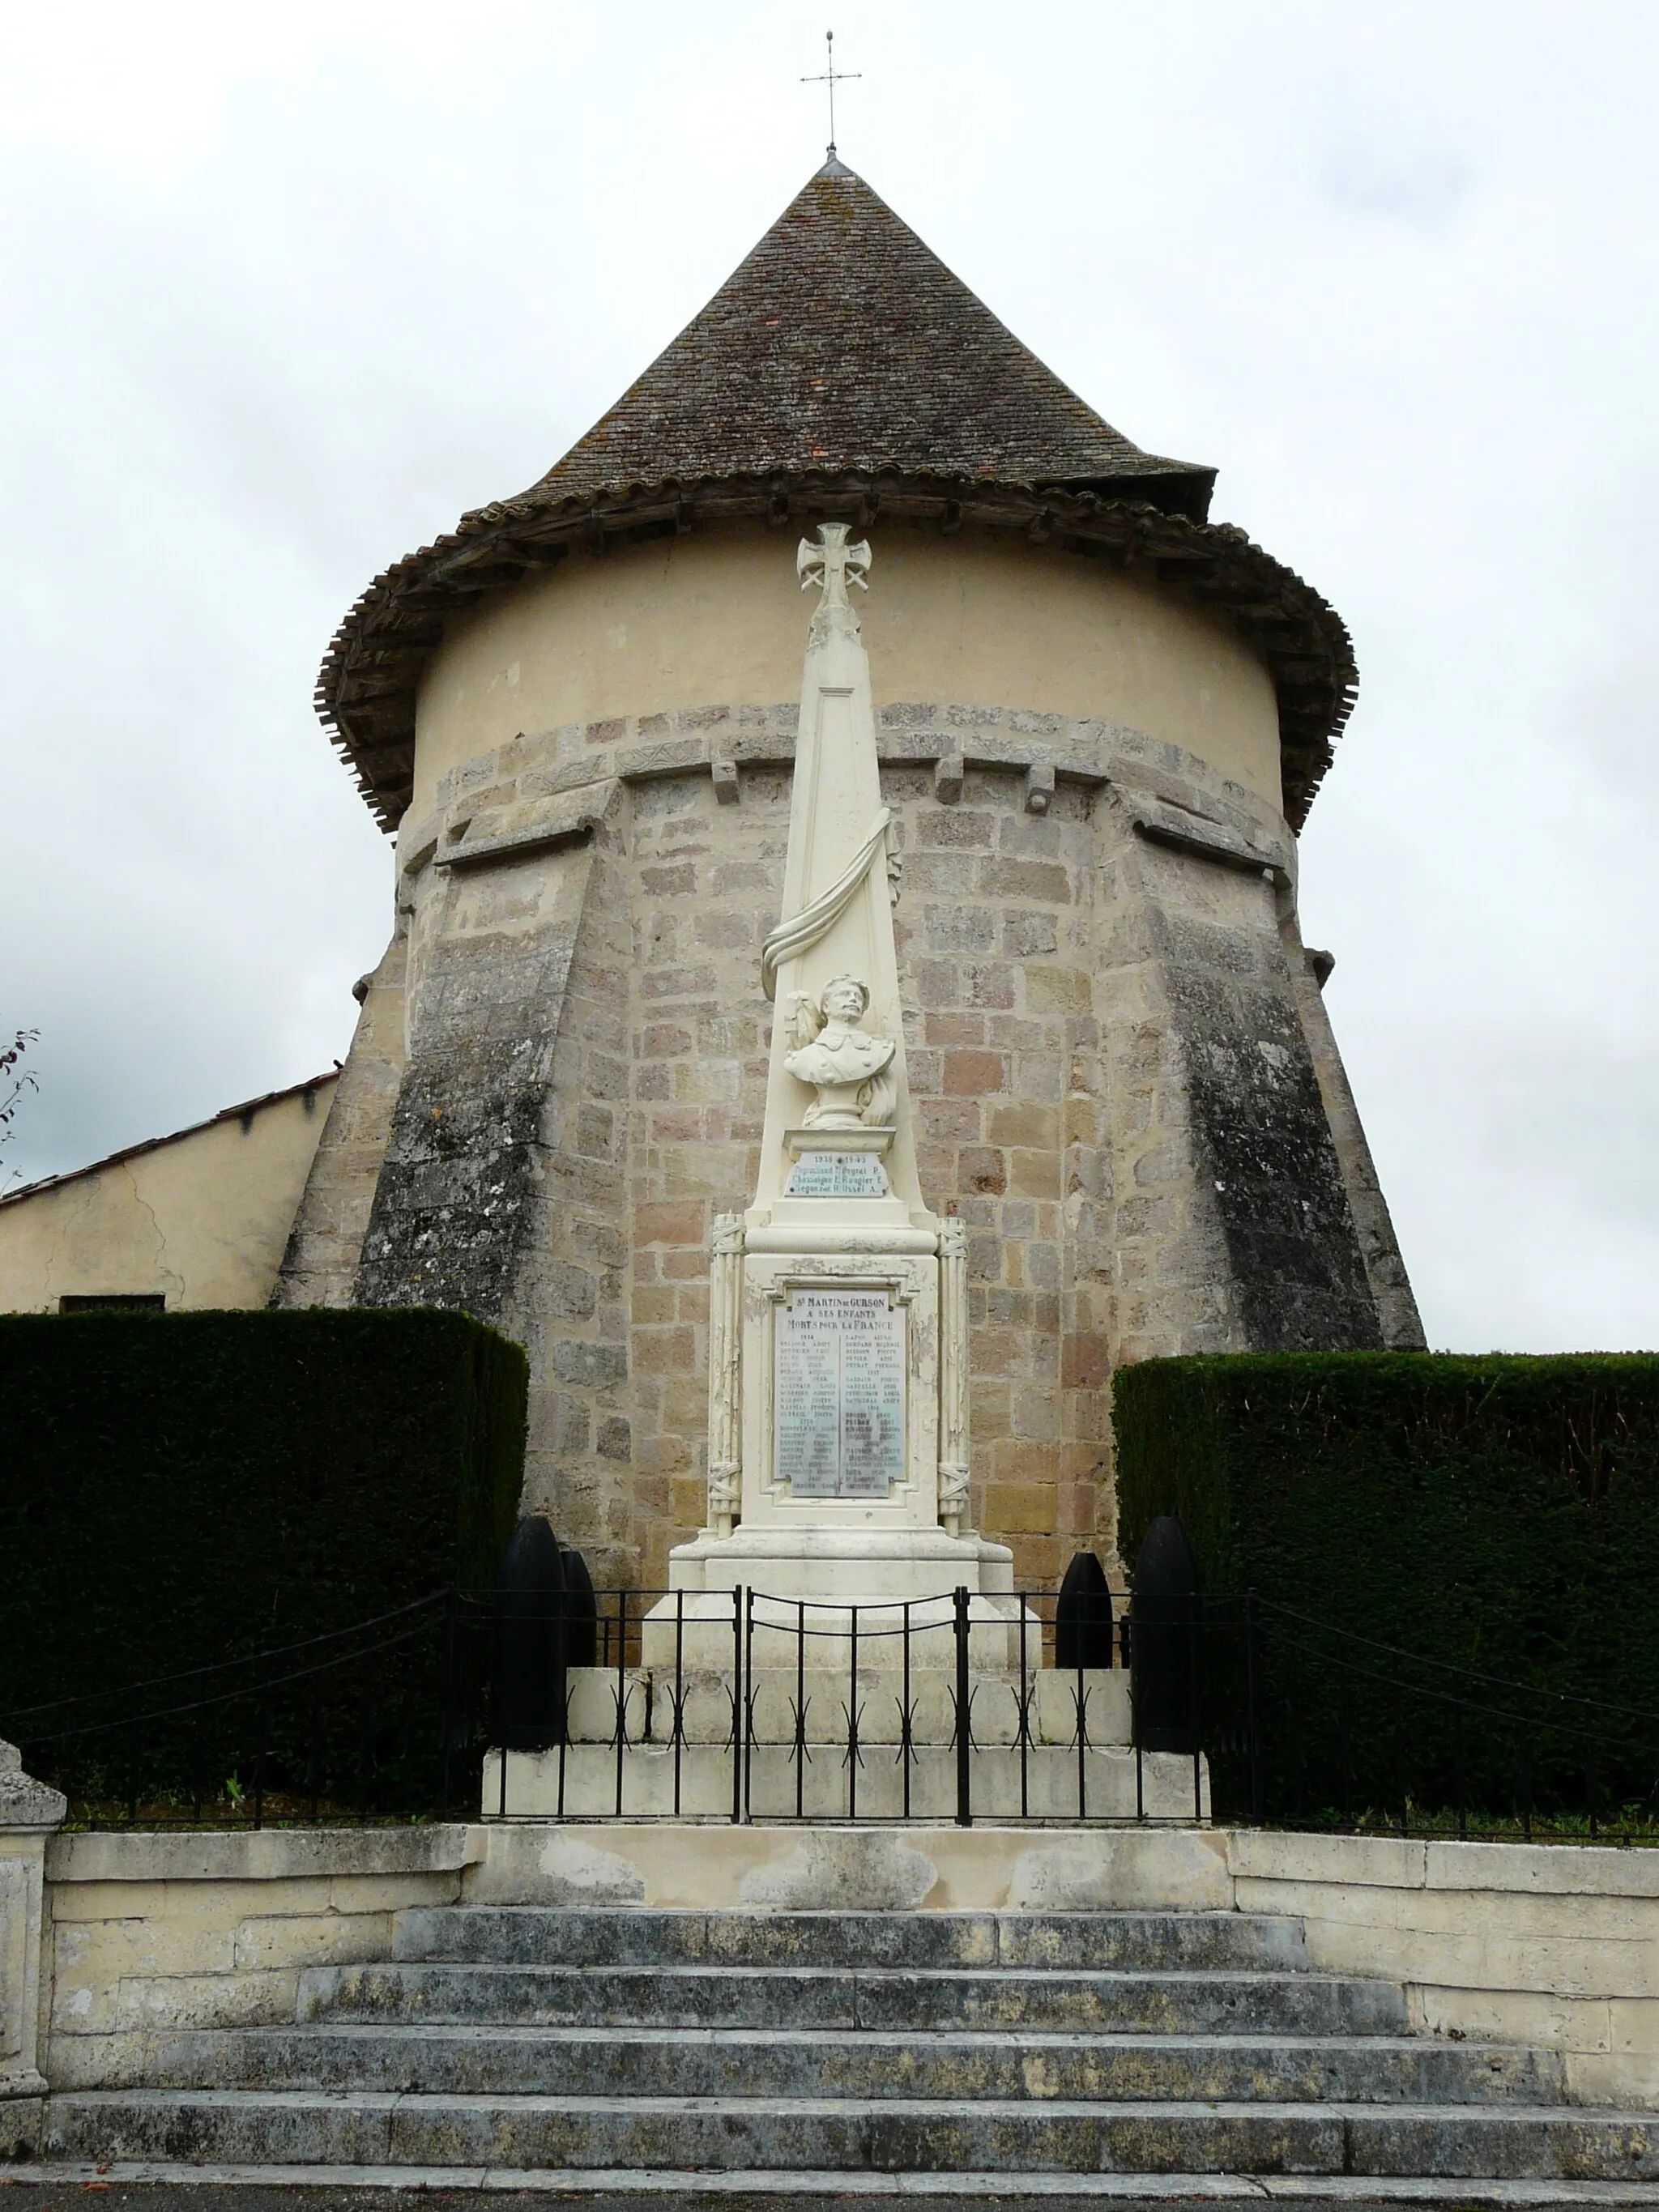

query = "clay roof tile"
526;160;1213;517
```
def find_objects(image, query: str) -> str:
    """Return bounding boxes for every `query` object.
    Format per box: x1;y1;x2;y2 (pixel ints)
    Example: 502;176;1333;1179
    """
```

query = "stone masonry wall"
335;701;1417;1592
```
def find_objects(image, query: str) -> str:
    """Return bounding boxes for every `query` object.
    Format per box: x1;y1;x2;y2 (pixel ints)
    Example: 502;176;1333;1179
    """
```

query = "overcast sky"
2;0;1655;1352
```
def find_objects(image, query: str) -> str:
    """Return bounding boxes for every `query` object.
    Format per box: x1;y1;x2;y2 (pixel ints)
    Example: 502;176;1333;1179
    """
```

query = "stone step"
12;2164;1659;2207
392;1906;1310;1972
298;1962;1410;2035
143;2022;1564;2107
565;1664;1132;1750
40;2090;1659;2181
487;1741;1207;1821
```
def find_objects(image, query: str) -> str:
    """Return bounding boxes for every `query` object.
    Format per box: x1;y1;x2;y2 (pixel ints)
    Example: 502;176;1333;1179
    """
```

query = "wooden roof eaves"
318;471;1357;835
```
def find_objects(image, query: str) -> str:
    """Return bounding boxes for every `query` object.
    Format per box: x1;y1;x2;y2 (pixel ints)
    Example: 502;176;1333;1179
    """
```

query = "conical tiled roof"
318;161;1358;834
527;158;1213;516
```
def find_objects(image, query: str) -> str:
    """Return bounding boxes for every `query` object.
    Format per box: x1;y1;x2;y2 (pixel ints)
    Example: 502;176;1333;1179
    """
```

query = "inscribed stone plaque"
785;1151;890;1198
774;1289;906;1498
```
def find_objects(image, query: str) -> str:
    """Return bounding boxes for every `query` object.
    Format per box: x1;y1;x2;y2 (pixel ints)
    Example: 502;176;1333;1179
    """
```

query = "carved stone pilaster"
1;1739;64;2102
706;1212;745;1538
936;1217;970;1538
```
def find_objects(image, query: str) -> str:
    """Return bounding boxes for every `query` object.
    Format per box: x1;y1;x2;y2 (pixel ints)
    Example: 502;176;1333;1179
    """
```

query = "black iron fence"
7;1579;1658;1840
1220;1591;1659;1842
486;1584;1199;1828
2;1591;496;1828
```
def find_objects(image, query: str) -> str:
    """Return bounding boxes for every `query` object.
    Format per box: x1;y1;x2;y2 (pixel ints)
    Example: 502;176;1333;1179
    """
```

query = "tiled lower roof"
0;1072;339;1208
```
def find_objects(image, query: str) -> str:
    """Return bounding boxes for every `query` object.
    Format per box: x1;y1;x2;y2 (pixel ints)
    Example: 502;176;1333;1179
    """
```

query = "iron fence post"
1017;1596;1029;1822
901;1601;913;1822
1190;1595;1203;1824
440;1584;458;1813
252;1701;267;1832
306;1695;323;1824
953;1586;972;1828
743;1587;755;1823
357;1679;375;1822
1076;1643;1087;1824
795;1600;807;1821
847;1604;859;1822
673;1591;684;1821
613;1588;629;1818
731;1586;744;1825
1454;1705;1467;1842
1245;1588;1265;1823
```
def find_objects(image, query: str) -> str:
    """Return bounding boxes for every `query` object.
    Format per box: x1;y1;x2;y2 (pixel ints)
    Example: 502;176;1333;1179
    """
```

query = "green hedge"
1114;1353;1659;1818
0;1308;526;1736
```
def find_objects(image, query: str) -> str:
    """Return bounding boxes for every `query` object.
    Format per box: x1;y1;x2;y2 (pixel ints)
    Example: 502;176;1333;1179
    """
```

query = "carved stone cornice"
318;473;1356;837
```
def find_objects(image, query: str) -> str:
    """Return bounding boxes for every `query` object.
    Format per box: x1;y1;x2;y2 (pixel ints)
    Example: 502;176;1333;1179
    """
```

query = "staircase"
38;1904;1659;2200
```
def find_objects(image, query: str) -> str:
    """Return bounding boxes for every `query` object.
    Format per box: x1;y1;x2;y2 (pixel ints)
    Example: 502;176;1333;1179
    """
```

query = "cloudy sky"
2;0;1654;1351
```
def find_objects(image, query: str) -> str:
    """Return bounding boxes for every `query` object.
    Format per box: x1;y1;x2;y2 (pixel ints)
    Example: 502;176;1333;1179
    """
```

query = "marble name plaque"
774;1289;906;1499
785;1150;890;1199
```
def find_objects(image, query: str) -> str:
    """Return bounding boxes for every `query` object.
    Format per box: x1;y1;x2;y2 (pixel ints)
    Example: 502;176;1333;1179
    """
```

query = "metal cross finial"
801;28;860;160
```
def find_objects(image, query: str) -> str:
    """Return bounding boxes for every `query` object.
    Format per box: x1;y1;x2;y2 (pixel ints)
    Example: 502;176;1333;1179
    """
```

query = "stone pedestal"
0;1740;66;2103
486;1664;1209;1824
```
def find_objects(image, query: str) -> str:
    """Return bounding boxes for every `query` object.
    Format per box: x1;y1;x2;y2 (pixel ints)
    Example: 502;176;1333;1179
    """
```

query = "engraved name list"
774;1289;906;1498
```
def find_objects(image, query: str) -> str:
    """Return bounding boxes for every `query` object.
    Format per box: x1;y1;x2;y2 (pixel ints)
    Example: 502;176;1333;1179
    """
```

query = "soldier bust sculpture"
783;976;898;1129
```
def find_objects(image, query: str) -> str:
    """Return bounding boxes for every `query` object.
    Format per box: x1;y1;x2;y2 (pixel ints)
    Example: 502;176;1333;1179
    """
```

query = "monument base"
483;1665;1211;1824
646;1524;1026;1670
665;1522;1013;1600
484;1741;1207;1823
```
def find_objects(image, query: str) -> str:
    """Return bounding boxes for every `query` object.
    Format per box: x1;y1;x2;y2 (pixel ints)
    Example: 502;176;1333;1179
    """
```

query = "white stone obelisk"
659;527;1014;1630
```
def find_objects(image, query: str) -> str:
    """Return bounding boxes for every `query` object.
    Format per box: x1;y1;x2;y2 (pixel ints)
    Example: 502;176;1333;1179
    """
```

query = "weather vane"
802;29;860;161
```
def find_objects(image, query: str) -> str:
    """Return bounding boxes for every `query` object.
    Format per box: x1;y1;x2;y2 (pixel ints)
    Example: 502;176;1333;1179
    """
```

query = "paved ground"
6;2179;1659;2211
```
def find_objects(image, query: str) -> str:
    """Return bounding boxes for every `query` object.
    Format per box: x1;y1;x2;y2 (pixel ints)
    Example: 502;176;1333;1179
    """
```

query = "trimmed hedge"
1114;1353;1659;1815
0;1308;527;1731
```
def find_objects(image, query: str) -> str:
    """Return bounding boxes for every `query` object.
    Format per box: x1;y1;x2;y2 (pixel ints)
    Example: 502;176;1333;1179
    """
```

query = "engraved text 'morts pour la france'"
774;1288;906;1498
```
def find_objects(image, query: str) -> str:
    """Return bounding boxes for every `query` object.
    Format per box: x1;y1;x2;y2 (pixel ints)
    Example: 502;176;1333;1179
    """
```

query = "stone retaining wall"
35;1827;478;2091
1228;1829;1659;2109
11;1822;1656;2110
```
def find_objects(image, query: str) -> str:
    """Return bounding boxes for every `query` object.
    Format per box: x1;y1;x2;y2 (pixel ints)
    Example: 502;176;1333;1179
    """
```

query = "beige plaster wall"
0;1080;337;1314
412;522;1282;820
